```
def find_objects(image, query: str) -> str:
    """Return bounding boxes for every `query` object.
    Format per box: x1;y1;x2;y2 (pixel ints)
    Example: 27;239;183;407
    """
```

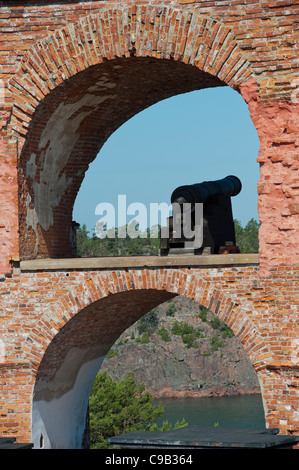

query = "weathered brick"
0;0;298;448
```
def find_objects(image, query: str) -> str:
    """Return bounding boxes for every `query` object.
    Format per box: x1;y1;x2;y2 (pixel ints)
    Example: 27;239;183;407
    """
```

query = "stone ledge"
18;253;259;271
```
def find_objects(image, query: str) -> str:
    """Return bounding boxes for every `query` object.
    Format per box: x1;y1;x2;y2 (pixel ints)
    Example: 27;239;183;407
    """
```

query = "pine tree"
89;371;187;448
89;371;164;448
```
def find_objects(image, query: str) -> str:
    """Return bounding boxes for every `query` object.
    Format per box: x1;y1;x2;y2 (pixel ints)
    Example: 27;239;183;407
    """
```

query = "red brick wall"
0;0;298;447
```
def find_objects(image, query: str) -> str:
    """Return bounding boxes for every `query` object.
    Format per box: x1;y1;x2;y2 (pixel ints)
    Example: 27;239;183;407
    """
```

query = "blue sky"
73;86;260;235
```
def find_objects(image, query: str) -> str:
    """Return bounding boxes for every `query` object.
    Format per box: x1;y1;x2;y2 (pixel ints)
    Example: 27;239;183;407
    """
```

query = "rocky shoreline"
102;296;261;399
150;386;261;399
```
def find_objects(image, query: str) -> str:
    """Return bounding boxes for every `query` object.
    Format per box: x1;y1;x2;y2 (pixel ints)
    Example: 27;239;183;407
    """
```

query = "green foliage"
106;348;118;359
76;220;259;258
136;332;150;344
210;335;225;352
221;326;234;339
210;316;221;330
202;350;211;357
198;307;208;322
234;218;260;253
171;321;203;337
89;371;165;449
166;302;176;316
158;326;171;342
171;321;204;348
209;316;234;339
137;309;159;335
149;418;188;432
89;371;188;449
172;321;194;336
206;316;233;352
76;224;160;258
181;333;198;349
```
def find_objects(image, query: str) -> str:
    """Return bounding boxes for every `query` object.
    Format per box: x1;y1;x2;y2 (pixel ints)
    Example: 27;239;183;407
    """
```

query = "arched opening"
18;57;229;259
32;289;265;449
101;295;262;400
99;296;265;436
31;289;176;449
13;7;259;261
73;86;260;255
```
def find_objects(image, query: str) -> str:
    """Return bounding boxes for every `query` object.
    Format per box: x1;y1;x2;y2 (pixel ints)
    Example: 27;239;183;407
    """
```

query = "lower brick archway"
1;259;298;447
27;266;270;449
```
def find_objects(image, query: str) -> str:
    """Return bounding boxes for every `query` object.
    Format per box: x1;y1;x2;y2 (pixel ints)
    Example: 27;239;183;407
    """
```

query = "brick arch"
30;268;269;448
9;5;254;140
7;5;257;260
30;269;271;382
29;269;272;371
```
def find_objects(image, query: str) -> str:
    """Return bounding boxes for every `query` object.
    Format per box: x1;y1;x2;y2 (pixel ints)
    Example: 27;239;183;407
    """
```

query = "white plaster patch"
28;89;116;230
291;338;299;365
0;339;5;362
26;152;37;179
88;76;117;92
25;193;39;256
32;354;106;449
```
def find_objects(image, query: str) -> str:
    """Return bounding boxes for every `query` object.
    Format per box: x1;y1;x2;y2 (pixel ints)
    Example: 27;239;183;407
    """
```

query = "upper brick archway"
9;6;257;261
0;3;297;275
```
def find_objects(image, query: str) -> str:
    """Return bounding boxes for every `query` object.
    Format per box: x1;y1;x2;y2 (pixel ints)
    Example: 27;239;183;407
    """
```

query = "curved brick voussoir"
8;6;254;141
31;268;274;377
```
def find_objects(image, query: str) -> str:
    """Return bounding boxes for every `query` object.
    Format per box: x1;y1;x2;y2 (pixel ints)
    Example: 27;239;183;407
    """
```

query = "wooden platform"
109;426;299;449
17;253;259;272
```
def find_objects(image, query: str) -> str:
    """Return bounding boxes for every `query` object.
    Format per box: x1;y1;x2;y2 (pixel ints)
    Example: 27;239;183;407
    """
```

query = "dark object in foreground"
160;175;242;256
0;437;33;449
109;425;299;449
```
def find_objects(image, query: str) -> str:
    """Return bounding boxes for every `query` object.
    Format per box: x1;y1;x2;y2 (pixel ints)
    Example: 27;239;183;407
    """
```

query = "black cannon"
160;176;242;256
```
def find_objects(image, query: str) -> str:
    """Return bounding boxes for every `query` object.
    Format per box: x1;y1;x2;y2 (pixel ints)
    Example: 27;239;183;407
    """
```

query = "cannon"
160;175;242;256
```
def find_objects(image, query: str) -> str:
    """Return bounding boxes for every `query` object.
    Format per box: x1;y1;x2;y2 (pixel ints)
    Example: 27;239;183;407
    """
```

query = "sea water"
155;394;265;429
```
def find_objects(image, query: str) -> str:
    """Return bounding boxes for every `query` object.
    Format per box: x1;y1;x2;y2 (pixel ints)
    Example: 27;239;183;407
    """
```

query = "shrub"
171;321;204;348
137;309;159;334
182;333;198;349
89;372;164;448
89;372;188;449
106;349;118;359
171;321;194;336
210;335;225;352
166;302;176;316
209;316;234;338
198;307;208;322
135;332;150;344
158;327;171;342
210;316;221;330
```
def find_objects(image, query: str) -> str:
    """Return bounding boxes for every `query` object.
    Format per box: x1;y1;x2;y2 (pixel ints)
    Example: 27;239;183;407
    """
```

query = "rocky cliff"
101;296;261;398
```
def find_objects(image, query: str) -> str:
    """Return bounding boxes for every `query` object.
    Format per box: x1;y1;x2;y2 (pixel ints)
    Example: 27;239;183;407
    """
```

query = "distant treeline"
76;219;260;257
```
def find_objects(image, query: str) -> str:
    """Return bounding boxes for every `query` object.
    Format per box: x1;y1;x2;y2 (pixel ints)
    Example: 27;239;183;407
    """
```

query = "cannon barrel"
171;175;242;205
